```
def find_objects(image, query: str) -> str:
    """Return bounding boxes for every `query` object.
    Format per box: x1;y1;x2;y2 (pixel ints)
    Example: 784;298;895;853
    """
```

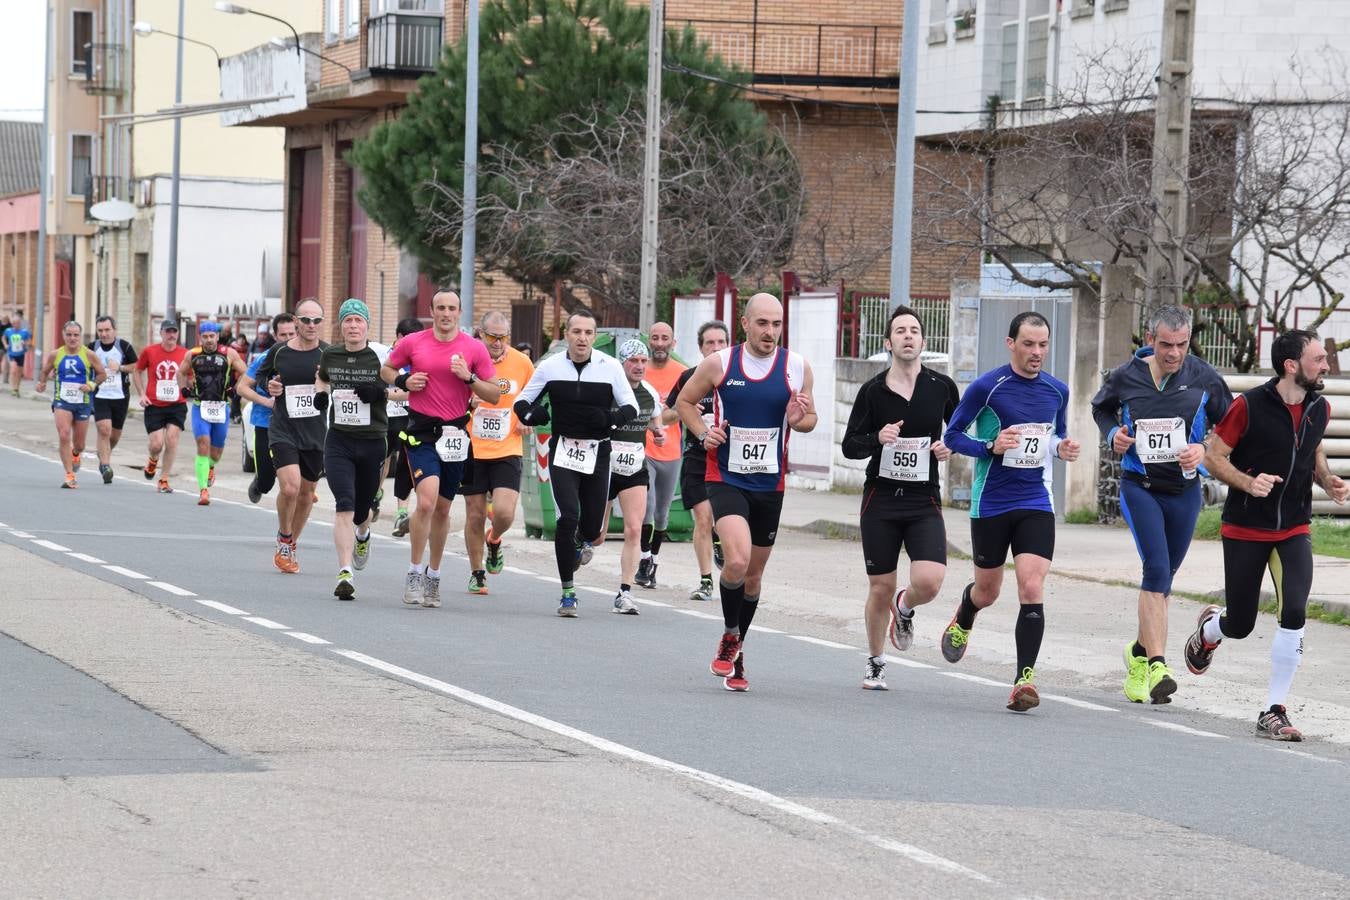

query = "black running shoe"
1256;705;1303;742
1185;605;1222;675
635;557;654;589
713;538;724;570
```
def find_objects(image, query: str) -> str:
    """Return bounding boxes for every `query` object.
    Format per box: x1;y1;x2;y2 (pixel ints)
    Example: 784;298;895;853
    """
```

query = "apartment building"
0;121;43;354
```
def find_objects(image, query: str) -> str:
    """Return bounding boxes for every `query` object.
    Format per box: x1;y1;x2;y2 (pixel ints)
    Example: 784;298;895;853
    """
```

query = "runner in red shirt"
133;319;189;493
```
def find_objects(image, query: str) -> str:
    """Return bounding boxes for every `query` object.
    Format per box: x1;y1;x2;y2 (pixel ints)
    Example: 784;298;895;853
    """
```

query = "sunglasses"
297;316;324;325
483;331;510;341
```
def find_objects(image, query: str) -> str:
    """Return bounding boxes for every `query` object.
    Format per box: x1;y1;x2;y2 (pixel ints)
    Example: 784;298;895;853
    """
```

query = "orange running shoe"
61;472;78;489
143;457;158;479
198;489;210;506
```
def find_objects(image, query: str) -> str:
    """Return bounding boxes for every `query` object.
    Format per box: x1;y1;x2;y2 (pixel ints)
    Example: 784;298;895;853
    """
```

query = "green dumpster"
520;329;695;542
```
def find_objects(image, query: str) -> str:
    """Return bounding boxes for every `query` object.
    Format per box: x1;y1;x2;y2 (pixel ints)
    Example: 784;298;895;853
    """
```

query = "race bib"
610;440;646;476
96;368;121;399
285;384;318;418
332;389;370;427
879;436;931;482
728;425;779;475
7;335;20;353
554;436;599;475
1002;423;1053;469
58;381;85;404
155;379;180;403
200;400;227;424
435;426;470;463
1134;417;1186;464
386;398;408;417
473;406;511;442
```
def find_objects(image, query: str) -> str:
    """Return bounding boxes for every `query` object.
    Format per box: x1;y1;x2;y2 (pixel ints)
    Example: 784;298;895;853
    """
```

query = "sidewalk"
783;485;1350;618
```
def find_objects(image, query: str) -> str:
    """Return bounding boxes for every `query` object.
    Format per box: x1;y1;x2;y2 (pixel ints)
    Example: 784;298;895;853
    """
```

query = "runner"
317;299;389;601
462;310;534;594
133;319;189;494
941;310;1081;712
4;312;31;396
1091;305;1232;704
238;299;328;574
842;305;959;690
676;293;817;691
34;321;106;488
245;313;297;504
380;290;499;608
88;316;138;485
178;322;247;506
1189;329;1348;741
661;320;730;602
513;308;637;616
604;339;665;614
385;317;422;537
634;321;685;590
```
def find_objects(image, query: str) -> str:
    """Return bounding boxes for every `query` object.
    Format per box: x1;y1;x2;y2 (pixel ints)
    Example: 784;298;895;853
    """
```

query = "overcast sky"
0;2;49;123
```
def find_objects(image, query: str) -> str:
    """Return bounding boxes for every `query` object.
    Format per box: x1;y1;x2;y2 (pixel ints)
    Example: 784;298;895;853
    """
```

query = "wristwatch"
984;439;996;453
464;372;478;385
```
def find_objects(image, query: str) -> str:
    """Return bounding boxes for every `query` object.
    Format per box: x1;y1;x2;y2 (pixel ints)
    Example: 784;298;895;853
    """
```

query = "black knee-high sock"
1015;603;1045;678
652;528;667;556
720;579;745;632
738;592;759;637
955;582;980;630
555;518;578;583
641;523;654;553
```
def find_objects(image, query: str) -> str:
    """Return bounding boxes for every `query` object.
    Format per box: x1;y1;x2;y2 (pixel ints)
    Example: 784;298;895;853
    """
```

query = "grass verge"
1192;508;1350;559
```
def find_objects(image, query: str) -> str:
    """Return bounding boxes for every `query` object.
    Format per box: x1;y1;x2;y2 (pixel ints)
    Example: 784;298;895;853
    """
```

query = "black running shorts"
93;397;130;430
143;403;187;434
859;485;947;575
707;482;784;547
969;509;1055;569
681;453;709;509
607;466;649;501
270;440;324;484
459;455;523;496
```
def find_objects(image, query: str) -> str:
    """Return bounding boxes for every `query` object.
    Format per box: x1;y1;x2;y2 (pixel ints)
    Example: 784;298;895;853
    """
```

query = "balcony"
670;19;900;90
367;10;444;76
219;34;321;127
84;175;128;225
82;43;126;95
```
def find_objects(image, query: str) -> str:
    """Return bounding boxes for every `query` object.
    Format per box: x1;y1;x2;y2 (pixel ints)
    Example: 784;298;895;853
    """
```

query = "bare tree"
421;99;803;314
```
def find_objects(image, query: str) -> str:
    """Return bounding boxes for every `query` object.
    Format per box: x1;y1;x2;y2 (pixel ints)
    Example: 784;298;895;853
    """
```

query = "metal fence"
840;292;949;358
1191;304;1247;370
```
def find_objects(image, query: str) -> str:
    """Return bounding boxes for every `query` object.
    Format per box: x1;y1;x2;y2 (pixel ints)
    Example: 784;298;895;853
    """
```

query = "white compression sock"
1266;626;1305;708
1202;613;1225;645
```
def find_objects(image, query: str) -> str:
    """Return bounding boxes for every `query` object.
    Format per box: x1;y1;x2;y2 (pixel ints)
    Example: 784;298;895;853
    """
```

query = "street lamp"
215;2;301;62
269;36;353;75
133;21;221;67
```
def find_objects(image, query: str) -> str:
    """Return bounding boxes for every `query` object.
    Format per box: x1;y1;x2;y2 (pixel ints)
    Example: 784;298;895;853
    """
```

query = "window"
1024;15;1050;100
71;10;93;75
70;134;93;197
346;0;361;37
929;0;947;24
325;0;340;43
371;0;444;12
1000;22;1019;102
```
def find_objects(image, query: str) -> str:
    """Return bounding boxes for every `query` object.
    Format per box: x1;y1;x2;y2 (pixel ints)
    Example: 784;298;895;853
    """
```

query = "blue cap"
199;321;220;334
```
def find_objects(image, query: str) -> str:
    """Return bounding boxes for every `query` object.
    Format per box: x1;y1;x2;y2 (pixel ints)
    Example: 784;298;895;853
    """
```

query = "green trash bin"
519;329;694;542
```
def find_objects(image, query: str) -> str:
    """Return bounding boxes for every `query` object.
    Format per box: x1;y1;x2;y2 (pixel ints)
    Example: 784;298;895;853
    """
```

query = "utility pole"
165;0;185;325
637;0;663;332
1146;0;1195;310
35;2;52;367
887;0;921;306
459;0;481;324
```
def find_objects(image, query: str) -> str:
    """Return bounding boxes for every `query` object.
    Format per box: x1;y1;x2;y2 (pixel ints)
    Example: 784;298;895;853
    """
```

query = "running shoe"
862;657;888;690
941;615;970;663
100;463;113;484
369;488;383;523
143;457;158;479
421;572;442;608
889;588;913;652
468;571;488;595
724;654;748;692
71;453;81;472
1148;661;1178;705
198;488;210;506
334;569;355;601
247;477;262;504
1185;604;1223;675
61;472;77;489
612;590;639;615
711;632;742;678
157;478;173;494
353;531;371;571
557;592;579;617
391;509;411;538
635;557;654;589
287;544;301;573
713;538;724;570
1256;705;1303;742
1123;643;1150;704
690;578;714;603
1007;667;1040;712
576;541;594;567
274;542;298;574
207;466;215;488
485;537;504;575
402;570;424;605
642;562;659;589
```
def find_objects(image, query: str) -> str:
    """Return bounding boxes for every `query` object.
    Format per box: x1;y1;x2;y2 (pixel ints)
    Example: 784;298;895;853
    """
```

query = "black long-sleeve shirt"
842;366;960;494
513;349;638;440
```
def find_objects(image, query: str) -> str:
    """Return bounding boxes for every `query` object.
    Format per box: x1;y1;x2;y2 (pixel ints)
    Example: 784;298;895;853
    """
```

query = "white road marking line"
503;566;533;575
1146;720;1228;739
882;654;935;669
641;598;672;607
9;530;35;538
242;616;289;630
534;575;555;582
787;635;855;650
1041;693;1118;713
102;564;148;579
331;649;1000;887
195;599;249;615
0;521;8;527
578;586;611;596
672;609;722;620
286;632;332;645
148;581;196;597
748;624;783;634
66;552;106;564
1267;748;1341;765
939;672;1007;687
30;539;72;552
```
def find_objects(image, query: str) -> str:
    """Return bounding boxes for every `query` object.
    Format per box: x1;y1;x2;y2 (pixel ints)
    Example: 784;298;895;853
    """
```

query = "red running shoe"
711;632;741;678
724;654;748;692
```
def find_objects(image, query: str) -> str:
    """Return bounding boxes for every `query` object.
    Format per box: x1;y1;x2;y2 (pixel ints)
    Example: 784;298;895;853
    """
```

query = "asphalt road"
3;438;1350;897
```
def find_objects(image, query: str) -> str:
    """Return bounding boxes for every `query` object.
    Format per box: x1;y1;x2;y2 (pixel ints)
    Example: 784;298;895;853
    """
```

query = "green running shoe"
353;531;372;571
467;571;488;595
333;569;355;601
1123;643;1149;703
1007;667;1039;712
1148;660;1178;705
941;615;970;663
485;538;504;575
